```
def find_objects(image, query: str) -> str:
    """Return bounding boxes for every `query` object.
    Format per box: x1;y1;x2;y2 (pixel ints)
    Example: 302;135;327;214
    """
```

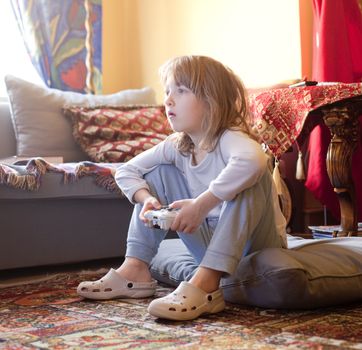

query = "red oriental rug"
1;271;362;349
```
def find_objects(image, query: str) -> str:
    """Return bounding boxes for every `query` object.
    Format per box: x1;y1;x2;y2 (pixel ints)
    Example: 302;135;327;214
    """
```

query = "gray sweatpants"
125;164;283;276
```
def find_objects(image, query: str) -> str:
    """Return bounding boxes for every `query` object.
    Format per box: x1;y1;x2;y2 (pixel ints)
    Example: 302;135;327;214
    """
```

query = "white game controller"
144;206;179;230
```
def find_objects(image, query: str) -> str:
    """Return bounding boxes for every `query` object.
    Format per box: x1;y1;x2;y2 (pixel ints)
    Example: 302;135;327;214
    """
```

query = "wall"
299;0;313;80
102;0;135;94
103;0;302;102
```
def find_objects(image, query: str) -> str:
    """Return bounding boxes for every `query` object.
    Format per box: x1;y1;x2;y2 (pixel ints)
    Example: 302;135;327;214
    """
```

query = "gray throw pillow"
150;235;362;309
5;75;156;162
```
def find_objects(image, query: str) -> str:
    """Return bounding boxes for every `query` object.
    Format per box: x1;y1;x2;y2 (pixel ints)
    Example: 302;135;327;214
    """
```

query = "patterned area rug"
1;271;362;350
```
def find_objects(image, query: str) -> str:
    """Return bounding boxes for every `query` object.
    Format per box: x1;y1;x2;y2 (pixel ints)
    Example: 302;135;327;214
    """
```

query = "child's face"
163;77;207;136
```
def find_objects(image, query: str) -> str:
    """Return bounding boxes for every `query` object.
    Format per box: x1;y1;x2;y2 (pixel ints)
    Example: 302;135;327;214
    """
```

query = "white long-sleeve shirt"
115;129;287;246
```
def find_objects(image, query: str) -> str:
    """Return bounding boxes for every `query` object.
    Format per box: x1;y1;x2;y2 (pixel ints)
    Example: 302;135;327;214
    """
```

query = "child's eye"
177;87;185;93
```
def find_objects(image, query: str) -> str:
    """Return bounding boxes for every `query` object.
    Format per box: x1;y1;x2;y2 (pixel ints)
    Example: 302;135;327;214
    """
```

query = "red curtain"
306;0;362;220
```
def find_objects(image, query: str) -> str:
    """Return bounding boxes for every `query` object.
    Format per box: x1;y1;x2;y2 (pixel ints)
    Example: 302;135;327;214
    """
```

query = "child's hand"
169;199;205;233
139;196;162;223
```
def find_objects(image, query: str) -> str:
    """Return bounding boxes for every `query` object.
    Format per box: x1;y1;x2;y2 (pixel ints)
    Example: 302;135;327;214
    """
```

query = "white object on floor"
148;281;225;321
77;268;157;300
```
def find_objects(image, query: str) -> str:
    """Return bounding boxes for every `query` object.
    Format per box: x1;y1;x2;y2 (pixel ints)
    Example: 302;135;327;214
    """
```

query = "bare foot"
189;267;223;293
116;257;153;283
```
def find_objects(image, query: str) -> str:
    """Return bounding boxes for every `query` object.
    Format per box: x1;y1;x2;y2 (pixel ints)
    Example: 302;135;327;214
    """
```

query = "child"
77;55;287;321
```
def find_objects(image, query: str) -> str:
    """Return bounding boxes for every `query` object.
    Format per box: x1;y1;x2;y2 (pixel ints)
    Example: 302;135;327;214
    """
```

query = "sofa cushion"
5;75;156;162
150;235;362;309
63;105;172;162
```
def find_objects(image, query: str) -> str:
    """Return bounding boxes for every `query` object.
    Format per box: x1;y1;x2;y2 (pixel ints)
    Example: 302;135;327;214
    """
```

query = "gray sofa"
0;99;134;270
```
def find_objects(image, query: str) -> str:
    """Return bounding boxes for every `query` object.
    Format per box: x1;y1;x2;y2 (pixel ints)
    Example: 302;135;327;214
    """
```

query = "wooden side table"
316;96;362;236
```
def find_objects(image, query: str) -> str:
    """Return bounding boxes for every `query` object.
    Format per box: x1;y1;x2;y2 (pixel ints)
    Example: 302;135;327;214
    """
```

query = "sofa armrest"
0;101;16;158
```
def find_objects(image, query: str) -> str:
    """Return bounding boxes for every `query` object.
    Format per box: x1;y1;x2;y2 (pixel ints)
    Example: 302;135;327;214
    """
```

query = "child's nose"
164;95;175;106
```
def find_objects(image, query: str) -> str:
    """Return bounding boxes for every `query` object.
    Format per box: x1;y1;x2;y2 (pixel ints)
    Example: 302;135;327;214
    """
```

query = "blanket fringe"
0;158;124;196
95;174;122;194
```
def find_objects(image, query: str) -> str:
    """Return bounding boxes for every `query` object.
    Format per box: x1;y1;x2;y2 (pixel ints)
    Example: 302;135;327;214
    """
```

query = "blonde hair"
159;55;254;155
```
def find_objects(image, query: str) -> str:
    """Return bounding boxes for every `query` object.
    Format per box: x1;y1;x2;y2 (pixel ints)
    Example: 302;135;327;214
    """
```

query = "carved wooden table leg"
322;99;361;236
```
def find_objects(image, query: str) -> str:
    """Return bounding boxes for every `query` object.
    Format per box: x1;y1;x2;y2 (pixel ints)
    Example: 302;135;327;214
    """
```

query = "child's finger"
170;215;180;231
139;204;152;221
169;200;183;209
151;198;161;209
139;212;146;221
